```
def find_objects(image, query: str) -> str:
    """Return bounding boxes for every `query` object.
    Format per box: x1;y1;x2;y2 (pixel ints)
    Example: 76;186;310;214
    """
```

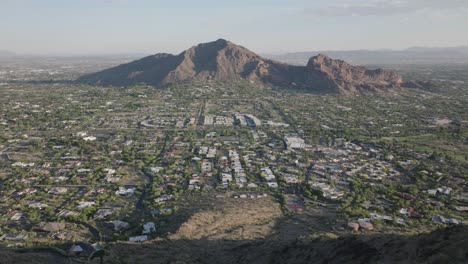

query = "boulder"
347;222;359;231
358;221;374;231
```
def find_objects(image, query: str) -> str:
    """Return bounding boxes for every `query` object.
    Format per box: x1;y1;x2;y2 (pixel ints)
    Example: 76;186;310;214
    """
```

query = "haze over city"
1;0;468;55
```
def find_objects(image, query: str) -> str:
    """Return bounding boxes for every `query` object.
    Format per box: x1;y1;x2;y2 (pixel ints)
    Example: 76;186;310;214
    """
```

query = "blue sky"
1;0;467;55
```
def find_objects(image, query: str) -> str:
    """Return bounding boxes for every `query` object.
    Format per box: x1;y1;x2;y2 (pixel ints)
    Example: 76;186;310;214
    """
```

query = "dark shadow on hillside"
2;225;466;264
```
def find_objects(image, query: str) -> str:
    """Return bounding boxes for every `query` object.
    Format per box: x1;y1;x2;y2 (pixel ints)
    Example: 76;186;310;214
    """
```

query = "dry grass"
168;196;282;240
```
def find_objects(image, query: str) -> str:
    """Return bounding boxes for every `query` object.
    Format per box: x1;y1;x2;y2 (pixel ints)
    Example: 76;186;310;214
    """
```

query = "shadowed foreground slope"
106;225;468;264
2;226;466;264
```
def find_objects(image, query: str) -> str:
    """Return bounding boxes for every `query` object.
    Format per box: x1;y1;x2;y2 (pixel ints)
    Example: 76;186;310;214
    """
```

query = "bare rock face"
160;39;289;86
304;54;402;94
77;39;402;95
358;220;375;231
347;221;360;231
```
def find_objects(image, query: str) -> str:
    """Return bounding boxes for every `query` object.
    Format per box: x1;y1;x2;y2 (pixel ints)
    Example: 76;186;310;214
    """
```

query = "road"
196;98;206;129
74;220;102;242
136;132;170;210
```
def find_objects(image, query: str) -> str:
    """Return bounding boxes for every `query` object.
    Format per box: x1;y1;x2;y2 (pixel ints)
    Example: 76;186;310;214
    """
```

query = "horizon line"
2;43;468;58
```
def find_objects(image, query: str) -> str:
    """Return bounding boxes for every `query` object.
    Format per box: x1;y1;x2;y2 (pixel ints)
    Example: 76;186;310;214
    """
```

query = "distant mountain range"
77;39;402;95
267;46;468;65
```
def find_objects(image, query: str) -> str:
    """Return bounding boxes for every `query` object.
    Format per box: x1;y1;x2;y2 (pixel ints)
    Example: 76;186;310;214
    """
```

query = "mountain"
269;46;468;65
302;54;402;94
77;39;402;95
76;39;290;87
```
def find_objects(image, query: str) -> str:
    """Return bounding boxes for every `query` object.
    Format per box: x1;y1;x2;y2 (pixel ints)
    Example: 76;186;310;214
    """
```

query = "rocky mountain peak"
309;53;332;63
77;39;403;95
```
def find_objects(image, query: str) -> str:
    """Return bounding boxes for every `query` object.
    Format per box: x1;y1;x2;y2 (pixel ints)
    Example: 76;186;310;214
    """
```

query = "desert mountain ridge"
77;39;403;95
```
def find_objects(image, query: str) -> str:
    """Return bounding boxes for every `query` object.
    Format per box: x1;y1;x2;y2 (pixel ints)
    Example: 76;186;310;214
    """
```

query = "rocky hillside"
1;225;466;264
108;225;468;264
304;54;402;94
77;39;402;95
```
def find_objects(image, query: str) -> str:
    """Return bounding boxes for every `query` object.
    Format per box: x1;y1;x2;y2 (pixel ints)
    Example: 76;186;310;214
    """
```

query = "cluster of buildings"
229;150;248;187
261;167;278;188
204;115;234;126
1;79;466;248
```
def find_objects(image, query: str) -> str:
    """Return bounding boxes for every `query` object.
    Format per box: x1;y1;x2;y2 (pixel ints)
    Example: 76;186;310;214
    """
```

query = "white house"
284;136;305;149
142;222;156;234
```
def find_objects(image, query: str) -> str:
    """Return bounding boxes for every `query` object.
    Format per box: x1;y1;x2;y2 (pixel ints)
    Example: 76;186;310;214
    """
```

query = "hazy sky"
1;0;468;55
